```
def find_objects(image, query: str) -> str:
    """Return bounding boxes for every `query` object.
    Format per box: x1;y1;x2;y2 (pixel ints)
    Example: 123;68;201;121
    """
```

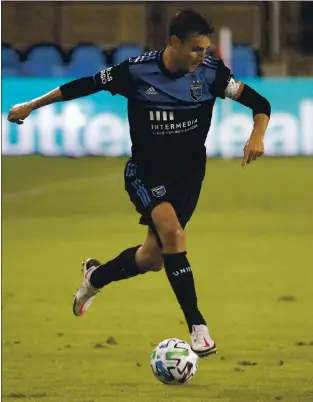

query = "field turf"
2;156;313;402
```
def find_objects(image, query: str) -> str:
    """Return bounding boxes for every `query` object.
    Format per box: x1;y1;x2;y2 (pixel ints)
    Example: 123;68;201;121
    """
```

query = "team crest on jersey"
190;80;203;101
151;186;166;197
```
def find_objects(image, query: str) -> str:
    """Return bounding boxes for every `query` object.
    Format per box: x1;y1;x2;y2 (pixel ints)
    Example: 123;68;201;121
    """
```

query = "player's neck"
162;46;182;74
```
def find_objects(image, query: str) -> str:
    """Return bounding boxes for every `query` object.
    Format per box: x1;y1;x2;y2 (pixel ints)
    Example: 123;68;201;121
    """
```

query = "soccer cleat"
190;324;217;358
72;258;101;317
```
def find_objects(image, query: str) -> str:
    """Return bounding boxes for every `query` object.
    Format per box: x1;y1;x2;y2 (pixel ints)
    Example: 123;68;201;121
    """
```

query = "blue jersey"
93;50;232;179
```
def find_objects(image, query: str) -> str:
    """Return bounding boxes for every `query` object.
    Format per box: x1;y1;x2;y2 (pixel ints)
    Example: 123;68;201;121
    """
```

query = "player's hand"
7;102;33;125
242;132;264;168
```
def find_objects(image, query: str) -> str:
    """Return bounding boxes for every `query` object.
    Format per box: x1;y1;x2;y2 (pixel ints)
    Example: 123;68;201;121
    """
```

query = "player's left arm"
210;58;271;167
225;78;271;168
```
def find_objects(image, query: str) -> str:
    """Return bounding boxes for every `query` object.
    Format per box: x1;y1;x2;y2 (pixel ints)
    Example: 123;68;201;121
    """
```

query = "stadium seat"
27;45;64;65
71;45;105;63
231;45;257;78
113;44;144;64
2;67;20;76
65;59;108;77
21;60;65;77
2;45;21;76
64;45;108;76
21;45;65;77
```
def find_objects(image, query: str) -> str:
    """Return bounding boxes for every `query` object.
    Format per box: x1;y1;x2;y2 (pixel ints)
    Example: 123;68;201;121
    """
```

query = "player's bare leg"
135;228;163;273
151;202;217;357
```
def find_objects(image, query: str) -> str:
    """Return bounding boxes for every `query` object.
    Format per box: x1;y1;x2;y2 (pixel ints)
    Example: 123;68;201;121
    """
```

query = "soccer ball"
151;338;199;385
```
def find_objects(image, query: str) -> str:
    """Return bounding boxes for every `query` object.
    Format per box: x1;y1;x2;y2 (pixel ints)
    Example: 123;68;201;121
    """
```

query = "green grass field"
2;156;313;402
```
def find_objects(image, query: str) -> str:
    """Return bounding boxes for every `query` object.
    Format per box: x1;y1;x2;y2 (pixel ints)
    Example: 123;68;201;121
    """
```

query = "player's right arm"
7;61;132;125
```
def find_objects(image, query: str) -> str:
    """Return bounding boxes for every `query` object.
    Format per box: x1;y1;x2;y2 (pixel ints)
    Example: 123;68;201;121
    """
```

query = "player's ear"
170;35;182;49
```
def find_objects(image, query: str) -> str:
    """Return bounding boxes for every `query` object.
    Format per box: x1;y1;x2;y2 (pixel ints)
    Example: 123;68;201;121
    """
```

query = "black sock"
163;252;206;333
90;246;143;288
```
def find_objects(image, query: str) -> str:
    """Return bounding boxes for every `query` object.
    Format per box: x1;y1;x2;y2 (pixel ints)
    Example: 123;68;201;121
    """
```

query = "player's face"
172;34;211;73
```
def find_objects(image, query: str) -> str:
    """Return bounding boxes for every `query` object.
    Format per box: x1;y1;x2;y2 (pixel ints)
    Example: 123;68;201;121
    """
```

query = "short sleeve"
93;60;133;98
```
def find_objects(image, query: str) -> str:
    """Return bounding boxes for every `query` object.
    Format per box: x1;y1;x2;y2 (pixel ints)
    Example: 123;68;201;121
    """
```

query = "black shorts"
124;159;203;246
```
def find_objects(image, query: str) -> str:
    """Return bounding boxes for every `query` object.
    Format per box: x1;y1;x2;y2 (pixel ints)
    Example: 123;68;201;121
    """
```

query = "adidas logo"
145;86;158;95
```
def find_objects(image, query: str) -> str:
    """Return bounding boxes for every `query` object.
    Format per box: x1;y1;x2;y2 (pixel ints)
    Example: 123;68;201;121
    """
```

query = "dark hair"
169;8;214;42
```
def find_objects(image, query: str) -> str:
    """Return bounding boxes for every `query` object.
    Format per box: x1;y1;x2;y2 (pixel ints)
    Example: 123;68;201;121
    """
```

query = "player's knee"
159;225;185;253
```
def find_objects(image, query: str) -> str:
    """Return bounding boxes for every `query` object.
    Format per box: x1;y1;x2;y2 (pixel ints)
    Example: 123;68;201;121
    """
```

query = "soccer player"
8;9;270;357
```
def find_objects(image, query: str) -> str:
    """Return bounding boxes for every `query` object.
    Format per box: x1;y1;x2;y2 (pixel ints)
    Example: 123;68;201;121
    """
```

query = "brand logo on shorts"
151;186;166;197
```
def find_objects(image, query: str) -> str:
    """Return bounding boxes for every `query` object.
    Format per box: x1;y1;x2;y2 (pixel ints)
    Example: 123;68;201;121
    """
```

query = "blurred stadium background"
2;1;313;77
2;2;313;402
2;1;313;157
